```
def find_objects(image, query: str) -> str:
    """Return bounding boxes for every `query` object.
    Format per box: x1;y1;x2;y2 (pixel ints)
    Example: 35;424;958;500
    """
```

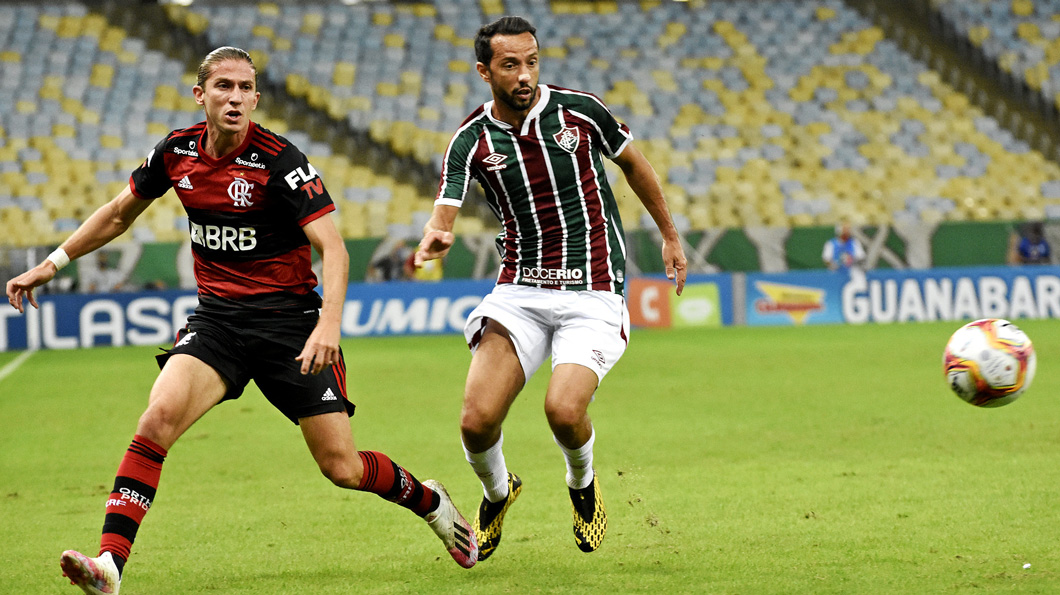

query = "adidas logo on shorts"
178;175;193;190
322;388;337;401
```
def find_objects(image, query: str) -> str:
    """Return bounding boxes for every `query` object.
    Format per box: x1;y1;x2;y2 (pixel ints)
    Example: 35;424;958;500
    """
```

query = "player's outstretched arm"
299;213;348;375
414;205;459;267
6;185;150;312
612;142;687;295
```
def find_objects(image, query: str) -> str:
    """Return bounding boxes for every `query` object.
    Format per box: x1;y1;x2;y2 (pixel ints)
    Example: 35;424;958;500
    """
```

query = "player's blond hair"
196;46;256;88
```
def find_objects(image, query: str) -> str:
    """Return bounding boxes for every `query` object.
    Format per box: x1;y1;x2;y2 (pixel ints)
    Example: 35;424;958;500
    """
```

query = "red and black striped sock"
356;451;439;517
99;435;167;575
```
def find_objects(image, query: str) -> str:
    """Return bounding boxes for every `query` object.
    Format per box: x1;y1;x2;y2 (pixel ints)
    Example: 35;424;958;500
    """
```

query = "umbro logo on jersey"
177;176;193;190
322;388;338;401
483;152;508;171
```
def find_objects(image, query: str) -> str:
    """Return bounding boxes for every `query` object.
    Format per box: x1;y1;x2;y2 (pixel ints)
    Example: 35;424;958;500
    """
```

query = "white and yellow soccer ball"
943;318;1036;407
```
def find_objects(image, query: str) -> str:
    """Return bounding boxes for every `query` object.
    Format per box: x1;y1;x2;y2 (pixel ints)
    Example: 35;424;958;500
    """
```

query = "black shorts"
156;311;355;424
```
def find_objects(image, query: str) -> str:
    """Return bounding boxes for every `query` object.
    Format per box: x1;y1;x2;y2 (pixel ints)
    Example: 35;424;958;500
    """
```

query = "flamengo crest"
228;177;255;207
553;125;580;153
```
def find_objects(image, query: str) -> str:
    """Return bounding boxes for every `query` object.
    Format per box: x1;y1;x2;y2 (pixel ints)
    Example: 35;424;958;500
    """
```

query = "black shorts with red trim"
156;310;353;424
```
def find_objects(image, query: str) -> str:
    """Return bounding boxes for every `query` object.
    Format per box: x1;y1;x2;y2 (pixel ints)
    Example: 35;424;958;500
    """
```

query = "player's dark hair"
196;46;256;88
475;16;537;65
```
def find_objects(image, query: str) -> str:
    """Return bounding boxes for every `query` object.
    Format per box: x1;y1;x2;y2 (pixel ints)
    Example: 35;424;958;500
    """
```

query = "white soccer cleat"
423;480;478;568
60;550;120;595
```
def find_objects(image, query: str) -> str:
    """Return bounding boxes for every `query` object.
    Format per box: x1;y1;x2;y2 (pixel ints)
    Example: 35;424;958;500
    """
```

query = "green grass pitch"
2;320;1059;594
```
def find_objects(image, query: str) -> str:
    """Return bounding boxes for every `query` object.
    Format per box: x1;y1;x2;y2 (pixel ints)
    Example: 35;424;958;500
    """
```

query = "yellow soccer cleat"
569;472;606;553
473;472;522;561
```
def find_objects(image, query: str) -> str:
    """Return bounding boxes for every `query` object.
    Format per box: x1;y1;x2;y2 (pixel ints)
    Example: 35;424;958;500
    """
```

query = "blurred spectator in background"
79;243;141;293
367;238;413;282
1008;221;1051;265
822;221;866;271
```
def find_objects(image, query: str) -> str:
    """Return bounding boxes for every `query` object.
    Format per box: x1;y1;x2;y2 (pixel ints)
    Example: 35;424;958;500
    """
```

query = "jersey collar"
483;83;552;136
196;120;257;167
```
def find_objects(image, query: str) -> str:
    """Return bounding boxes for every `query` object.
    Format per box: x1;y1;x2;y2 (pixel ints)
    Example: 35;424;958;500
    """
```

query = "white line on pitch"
0;349;35;383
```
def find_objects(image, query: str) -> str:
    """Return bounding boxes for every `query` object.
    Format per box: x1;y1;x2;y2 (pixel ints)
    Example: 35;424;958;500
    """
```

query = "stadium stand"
2;0;1060;251
0;2;201;247
164;0;1060;231
0;1;448;247
932;0;1060;116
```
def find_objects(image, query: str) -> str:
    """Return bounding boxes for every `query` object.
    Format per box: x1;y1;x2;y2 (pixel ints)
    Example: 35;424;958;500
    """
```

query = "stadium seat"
5;0;1060;247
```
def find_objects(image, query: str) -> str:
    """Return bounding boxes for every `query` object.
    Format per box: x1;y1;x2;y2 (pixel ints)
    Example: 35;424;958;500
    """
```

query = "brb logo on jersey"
553;126;580;153
228;177;255;207
190;221;257;252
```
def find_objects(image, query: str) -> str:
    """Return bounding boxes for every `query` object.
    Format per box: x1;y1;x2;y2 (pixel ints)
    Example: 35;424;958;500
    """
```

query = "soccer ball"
943;318;1036;407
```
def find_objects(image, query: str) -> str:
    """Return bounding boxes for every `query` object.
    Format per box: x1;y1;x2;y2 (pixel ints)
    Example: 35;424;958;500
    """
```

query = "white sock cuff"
464;433;509;502
554;427;595;457
555;428;596;489
463;431;503;464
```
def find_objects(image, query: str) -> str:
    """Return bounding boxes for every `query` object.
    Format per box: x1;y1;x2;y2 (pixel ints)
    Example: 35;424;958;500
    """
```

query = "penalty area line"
0;349;35;384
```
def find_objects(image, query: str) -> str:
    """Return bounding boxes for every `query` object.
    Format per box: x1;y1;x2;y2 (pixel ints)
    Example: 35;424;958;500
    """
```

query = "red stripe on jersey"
332;359;347;399
170;122;206;139
251;142;279;157
255;126;287;149
476;137;520;285
194;247;317;299
515;135;564;273
571;136;611;291
252;128;286;155
298;203;334;227
128;176;161;200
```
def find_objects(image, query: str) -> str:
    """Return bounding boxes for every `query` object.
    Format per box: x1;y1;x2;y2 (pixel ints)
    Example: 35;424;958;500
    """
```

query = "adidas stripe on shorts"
157;311;354;424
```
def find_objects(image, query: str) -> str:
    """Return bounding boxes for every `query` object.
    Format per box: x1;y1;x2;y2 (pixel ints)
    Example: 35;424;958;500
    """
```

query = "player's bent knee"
318;454;363;489
544;400;586;431
459;415;501;449
135;404;185;447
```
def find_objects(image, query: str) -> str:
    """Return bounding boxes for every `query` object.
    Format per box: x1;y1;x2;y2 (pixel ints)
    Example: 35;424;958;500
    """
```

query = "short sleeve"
267;146;335;226
435;129;480;208
570;93;632;159
128;137;173;199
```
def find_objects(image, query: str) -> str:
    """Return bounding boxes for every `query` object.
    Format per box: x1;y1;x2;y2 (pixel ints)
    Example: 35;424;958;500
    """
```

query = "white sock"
555;428;595;489
463;433;509;503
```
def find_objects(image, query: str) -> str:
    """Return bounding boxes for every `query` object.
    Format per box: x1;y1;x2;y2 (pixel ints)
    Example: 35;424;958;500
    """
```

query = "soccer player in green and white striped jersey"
414;15;687;560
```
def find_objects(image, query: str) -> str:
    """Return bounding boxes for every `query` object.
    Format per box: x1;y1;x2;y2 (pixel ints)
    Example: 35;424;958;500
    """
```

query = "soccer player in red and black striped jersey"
414;17;688;560
6;47;476;594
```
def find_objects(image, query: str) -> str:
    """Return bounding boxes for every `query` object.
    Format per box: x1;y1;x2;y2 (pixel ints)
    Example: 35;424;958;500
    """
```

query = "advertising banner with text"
626;274;733;328
744;266;1060;326
3;267;1059;351
0;280;497;351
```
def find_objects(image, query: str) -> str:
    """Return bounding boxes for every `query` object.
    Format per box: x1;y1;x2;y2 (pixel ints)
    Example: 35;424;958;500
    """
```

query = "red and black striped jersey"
130;121;335;312
437;84;633;295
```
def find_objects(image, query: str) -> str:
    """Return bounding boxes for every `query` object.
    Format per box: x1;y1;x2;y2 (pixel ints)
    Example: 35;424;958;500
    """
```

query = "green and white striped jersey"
437;84;633;295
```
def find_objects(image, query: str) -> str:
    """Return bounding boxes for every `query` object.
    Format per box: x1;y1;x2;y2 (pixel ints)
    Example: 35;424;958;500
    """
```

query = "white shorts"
464;284;630;385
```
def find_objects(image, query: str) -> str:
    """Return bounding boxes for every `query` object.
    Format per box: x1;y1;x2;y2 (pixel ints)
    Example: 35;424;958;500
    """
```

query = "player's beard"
496;82;537;113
